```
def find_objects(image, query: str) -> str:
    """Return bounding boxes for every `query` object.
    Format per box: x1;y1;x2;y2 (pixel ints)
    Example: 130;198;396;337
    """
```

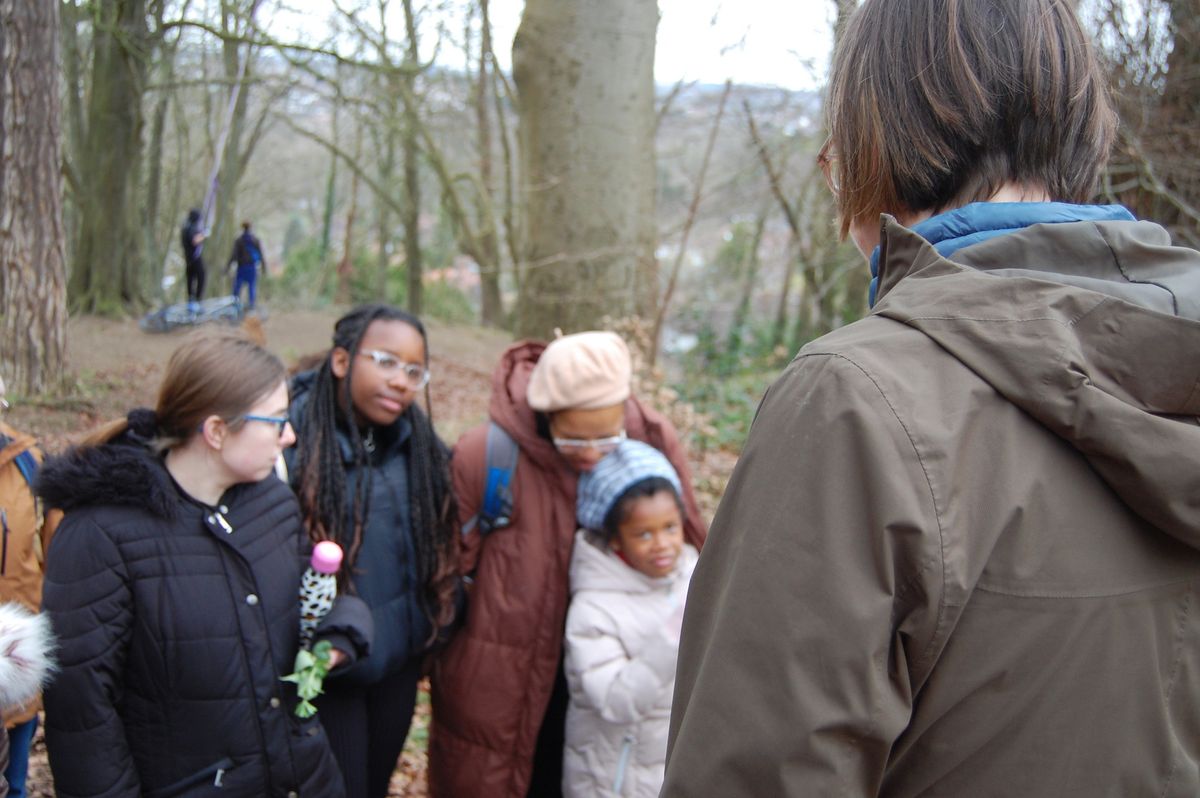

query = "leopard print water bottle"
298;540;342;647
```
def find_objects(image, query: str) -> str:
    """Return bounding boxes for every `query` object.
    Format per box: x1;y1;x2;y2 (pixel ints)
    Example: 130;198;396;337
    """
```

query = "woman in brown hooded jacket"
430;332;705;797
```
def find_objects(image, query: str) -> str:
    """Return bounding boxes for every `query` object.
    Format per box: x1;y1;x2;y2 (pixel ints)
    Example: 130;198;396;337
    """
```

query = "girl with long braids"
285;303;458;798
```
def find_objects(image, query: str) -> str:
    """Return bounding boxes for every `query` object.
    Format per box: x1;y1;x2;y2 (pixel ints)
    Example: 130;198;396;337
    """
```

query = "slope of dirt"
6;310;513;451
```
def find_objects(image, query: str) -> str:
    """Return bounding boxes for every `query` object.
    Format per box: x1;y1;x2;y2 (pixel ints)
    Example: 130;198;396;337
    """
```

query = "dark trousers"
232;264;258;308
526;659;569;798
185;258;206;302
319;662;422;798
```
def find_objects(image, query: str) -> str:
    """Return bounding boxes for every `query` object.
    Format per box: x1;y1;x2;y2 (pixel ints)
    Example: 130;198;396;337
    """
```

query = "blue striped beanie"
576;440;682;532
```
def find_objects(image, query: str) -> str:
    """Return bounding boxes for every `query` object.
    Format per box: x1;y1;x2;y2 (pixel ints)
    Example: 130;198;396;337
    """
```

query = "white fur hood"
0;602;55;711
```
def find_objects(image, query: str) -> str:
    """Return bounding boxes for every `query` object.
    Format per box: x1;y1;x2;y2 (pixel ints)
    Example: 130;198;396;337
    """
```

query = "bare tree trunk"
375;125;396;300
402;0;424;315
725;208;769;367
209;1;255;285
143;1;183;301
0;0;67;393
68;0;149;314
651;79;731;365
772;237;796;348
513;0;658;337
59;0;86;271
476;0;503;326
320;95;340;273
337;127;364;305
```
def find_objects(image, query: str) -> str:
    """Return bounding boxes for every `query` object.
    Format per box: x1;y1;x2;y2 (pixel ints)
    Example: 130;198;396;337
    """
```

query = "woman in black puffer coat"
38;330;372;798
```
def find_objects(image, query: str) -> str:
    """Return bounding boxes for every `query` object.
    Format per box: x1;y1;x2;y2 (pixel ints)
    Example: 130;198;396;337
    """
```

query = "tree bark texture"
512;0;658;338
402;0;423;315
68;0;149;314
209;3;253;282
0;0;68;394
475;0;504;326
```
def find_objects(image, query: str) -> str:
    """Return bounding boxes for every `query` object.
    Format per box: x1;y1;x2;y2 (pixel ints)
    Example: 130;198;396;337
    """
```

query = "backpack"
461;422;518;538
246;237;262;265
1;435;44;551
0;435;39;490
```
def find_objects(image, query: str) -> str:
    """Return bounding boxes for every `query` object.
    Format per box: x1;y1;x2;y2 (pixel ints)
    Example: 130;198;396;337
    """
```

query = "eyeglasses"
817;136;840;196
241;414;291;437
551;430;626;454
359;349;431;389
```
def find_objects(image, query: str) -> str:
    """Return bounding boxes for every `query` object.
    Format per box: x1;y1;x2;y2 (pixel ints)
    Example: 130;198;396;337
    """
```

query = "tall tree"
68;0;152;314
401;0;424;314
474;0;504;325
0;0;68;393
512;0;658;337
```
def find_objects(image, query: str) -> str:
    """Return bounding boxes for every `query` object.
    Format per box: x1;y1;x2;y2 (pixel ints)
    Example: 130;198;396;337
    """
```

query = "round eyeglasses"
359;349;431;389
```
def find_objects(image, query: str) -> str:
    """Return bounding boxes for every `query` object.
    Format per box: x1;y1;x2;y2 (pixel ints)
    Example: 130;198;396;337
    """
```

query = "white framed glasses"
359;349;431;389
551;429;626;454
241;414;291;437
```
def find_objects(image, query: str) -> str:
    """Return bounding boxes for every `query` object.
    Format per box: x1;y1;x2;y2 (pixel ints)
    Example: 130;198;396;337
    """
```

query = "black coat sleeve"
315;594;374;667
42;515;142;798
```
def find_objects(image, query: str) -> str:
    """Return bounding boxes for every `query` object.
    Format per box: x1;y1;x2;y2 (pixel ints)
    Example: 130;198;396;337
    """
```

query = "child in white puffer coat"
563;440;699;798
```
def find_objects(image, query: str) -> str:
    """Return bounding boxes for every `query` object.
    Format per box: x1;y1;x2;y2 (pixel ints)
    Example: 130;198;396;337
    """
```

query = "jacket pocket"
145;756;235;797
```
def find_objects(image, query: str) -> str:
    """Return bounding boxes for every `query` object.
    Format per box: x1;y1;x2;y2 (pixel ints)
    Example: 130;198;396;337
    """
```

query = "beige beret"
526;331;632;412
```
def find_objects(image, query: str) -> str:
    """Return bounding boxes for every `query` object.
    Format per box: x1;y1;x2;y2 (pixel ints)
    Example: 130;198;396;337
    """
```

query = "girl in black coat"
39;330;372;798
286;304;458;798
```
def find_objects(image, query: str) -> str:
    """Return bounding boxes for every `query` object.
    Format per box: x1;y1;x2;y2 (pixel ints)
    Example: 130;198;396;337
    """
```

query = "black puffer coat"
38;424;371;798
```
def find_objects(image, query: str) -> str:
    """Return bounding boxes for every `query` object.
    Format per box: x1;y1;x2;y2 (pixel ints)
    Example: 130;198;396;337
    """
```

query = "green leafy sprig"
281;639;332;718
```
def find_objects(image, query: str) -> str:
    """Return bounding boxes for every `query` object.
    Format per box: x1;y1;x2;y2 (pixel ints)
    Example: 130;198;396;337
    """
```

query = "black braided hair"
293;303;459;638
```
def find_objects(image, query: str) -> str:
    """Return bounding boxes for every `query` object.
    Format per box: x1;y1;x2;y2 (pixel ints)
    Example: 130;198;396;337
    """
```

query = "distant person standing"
180;208;206;306
229;221;266;310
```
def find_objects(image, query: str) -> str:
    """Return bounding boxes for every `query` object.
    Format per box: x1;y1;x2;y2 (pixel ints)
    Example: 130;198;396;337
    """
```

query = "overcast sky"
489;0;836;90
274;0;837;91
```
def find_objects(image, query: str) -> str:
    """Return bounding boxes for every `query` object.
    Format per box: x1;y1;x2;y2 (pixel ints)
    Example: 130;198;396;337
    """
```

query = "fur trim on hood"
35;417;178;520
0;603;55;711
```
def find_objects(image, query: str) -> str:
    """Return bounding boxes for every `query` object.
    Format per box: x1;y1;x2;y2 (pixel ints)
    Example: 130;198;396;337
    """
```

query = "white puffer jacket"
562;530;698;798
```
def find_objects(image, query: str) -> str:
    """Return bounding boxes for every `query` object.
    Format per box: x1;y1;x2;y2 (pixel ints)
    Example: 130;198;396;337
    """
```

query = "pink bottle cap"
311;541;344;575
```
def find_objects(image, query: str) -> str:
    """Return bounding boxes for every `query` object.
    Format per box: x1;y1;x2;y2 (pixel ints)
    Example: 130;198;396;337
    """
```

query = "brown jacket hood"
873;217;1200;548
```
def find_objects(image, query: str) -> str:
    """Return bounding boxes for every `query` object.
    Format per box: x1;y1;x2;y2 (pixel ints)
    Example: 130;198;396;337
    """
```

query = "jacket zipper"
612;733;635;794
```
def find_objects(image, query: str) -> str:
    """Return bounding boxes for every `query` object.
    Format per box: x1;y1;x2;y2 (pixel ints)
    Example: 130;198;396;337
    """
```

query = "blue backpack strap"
14;449;38;488
462;421;518;538
1;432;39;488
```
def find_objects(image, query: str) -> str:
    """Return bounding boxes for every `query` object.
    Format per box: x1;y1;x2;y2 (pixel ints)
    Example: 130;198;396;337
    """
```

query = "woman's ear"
608;534;623;554
200;415;226;450
330;347;350;379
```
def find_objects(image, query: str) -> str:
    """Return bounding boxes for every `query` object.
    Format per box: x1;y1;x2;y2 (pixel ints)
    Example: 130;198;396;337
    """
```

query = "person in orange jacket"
0;376;60;798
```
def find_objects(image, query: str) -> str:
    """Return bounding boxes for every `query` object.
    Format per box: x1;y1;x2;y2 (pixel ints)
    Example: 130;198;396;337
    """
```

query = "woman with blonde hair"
39;329;371;798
